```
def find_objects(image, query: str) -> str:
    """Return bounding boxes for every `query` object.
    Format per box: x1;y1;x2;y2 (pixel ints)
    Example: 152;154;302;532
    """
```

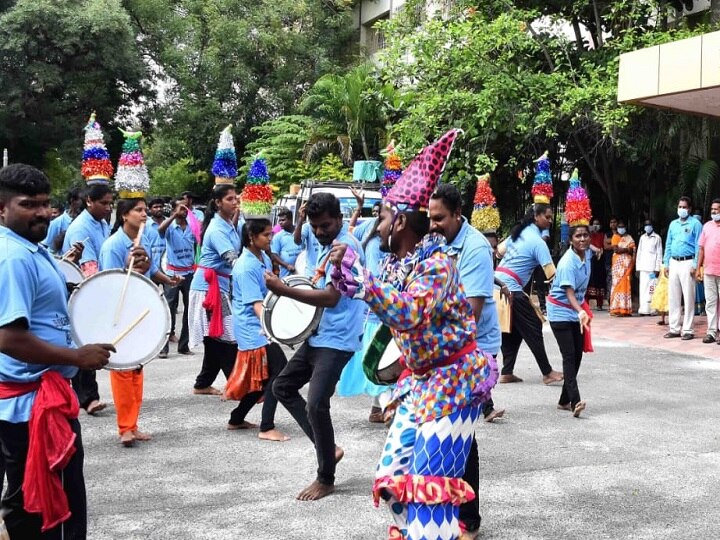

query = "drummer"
42;186;83;254
188;184;241;395
329;130;497;540
99;198;181;446
0;164;114;537
266;192;365;501
62;183;113;416
270;207;301;277
227;218;290;441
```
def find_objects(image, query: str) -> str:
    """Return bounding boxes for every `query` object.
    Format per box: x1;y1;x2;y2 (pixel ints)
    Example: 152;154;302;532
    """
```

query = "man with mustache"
266;192;365;501
0;164;114;538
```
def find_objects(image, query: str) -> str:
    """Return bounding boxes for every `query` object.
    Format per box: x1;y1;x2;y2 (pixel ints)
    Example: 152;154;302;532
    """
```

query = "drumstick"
111;308;150;346
61;237;90;261
113;222;145;326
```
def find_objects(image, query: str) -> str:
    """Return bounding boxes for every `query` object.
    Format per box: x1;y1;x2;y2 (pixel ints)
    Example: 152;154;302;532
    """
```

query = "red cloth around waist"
0;371;79;532
547;296;594;353
198;265;229;338
397;340;478;383
496;266;523;286
166;263;194;273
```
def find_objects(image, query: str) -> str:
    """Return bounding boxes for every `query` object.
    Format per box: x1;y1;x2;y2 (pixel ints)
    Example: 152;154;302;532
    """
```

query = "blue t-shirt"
300;223;320;278
445;219;501;355
352;218;385;325
308;230;365;352
663;217;702;267
232;250;271;351
0;226;78;423
165;222;196;276
495;224;553;292
271;229;302;278
99;227;159;277
146;223;165;270
191;214;240;293
62;209;110;265
547;248;592;323
43;212;72;254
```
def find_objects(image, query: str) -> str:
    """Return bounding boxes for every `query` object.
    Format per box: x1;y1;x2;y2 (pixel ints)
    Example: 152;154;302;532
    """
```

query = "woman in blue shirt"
547;225;592;418
228;219;290;441
188;184;241;395
100;198;180;446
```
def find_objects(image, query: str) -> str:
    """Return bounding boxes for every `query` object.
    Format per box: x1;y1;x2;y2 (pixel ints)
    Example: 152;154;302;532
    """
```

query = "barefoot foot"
258;429;290;442
557;403;572;411
193;386;222;396
542;370;564;385
86;400;106;415
296;480;335;501
132;430;152;441
227;421;258;430
484;408;506;423
573;401;586;417
120;432;135;447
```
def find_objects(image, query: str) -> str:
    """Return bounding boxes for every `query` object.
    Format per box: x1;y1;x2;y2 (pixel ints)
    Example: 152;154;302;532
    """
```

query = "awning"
617;31;720;117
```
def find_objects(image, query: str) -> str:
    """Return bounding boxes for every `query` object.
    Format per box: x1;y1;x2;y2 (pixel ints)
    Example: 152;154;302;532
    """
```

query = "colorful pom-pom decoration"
241;155;273;217
381;139;402;197
81;112;113;185
212;125;238;185
115;129;150;199
564;168;592;227
471;173;501;233
531;151;553;204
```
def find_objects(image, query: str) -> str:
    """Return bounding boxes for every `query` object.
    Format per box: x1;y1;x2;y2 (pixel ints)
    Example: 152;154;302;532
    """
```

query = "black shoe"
681;334;695;341
703;334;716;344
664;332;681;339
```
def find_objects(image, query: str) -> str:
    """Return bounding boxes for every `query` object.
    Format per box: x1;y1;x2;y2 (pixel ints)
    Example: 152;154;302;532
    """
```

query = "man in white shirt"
636;219;663;315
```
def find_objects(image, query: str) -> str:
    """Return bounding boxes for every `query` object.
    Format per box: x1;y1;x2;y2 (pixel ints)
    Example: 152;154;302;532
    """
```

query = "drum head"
378;337;401;370
68;269;171;370
56;259;84;285
262;276;322;346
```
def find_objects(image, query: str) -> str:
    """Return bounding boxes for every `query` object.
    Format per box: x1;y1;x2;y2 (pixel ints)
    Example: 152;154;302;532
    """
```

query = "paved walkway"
590;310;717;360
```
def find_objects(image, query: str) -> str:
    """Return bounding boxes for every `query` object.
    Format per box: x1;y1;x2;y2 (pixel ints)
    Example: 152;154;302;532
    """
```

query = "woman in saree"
610;220;635;316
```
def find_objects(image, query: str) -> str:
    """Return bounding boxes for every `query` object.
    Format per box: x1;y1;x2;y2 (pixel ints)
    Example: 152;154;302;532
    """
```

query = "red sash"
166;263;194;273
496;266;522;286
547;296;594;353
196;265;230;338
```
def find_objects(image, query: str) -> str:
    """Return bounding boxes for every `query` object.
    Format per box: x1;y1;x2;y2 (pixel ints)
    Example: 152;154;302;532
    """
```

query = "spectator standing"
636;219;663;316
697;199;720;344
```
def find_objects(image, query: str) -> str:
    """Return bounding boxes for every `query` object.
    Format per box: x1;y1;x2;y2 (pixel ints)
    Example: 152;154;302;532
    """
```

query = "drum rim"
68;269;171;370
262;275;323;346
55;258;84;283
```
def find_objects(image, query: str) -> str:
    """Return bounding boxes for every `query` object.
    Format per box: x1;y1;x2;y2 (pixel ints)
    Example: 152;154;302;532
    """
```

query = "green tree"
0;0;149;167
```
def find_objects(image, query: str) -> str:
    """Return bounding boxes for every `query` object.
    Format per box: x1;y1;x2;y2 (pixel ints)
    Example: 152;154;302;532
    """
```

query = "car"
272;180;382;226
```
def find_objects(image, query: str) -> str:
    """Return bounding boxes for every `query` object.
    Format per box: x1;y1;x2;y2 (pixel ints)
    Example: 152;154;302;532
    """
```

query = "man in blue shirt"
158;200;196;357
293;203;320;278
663;196;703;340
42;186;83;254
267;193;364;502
271;207;302;277
0;164;113;538
180;191;205;224
429;184;504;539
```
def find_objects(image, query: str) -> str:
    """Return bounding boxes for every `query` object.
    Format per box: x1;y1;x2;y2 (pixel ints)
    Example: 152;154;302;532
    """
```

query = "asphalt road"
81;330;720;539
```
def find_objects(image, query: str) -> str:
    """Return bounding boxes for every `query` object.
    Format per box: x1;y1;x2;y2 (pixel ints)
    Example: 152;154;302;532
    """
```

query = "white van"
272;180;382;225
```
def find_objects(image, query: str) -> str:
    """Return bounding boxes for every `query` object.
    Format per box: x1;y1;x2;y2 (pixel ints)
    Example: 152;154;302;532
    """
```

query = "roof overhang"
617;31;720;117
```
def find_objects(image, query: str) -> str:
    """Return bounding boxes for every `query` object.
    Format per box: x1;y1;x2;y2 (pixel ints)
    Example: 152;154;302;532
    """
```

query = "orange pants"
109;370;143;435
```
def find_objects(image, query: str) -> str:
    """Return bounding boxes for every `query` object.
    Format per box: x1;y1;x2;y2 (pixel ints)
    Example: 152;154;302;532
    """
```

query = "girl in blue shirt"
547;225;592;418
228;219;290;441
100;198;180;446
188;184;241;395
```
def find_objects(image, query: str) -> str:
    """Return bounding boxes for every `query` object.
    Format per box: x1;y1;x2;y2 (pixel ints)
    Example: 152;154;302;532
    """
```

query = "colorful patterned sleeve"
362;254;452;332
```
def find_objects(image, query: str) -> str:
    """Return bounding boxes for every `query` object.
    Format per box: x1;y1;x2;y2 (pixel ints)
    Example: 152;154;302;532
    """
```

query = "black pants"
161;273;193;354
0;419;86;540
550;322;584;407
229;343;288;432
531;266;548;312
194;337;236;389
272;343;352;485
501;293;552;376
71;370;100;410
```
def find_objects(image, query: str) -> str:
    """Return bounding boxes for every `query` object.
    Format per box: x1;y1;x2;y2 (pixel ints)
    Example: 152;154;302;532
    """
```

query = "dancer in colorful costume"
329;129;497;540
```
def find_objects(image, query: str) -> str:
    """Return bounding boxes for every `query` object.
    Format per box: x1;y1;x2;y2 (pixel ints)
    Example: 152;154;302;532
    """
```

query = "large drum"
56;258;84;286
68;269;171;370
363;325;403;385
262;275;323;346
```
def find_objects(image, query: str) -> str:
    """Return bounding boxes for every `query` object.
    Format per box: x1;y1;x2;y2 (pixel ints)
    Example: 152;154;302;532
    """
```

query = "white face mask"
644;225;653;234
678;208;689;219
617;227;626;235
712;213;720;222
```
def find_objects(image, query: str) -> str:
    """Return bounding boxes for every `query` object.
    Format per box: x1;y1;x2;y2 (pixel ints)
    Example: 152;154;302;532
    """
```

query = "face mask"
644;225;653;234
617;227;626;235
678;208;689;219
712;214;720;222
